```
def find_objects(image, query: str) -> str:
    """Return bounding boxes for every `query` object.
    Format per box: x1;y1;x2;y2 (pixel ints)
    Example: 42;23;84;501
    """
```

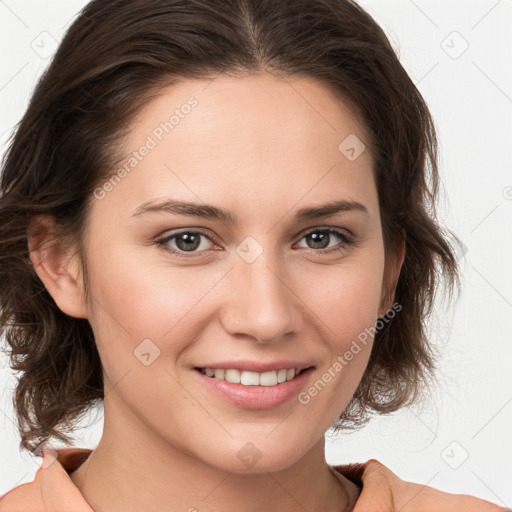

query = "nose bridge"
222;238;302;343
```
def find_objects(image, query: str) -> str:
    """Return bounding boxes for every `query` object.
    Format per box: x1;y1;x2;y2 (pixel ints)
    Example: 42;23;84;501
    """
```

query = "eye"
156;230;216;258
155;227;355;258
295;228;355;255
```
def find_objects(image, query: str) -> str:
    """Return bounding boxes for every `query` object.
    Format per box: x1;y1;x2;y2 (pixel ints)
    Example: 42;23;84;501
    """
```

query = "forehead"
92;72;377;224
121;72;370;160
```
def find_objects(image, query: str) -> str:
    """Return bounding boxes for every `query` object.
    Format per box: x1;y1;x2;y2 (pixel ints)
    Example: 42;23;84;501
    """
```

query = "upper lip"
194;360;315;373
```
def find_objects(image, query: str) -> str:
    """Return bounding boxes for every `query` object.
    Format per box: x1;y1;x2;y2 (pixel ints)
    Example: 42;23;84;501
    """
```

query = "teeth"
201;368;303;386
225;369;240;383
241;371;260;386
260;371;278;386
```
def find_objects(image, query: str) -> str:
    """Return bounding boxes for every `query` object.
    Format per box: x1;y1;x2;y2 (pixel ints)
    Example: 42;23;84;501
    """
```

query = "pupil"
309;232;328;249
177;233;200;251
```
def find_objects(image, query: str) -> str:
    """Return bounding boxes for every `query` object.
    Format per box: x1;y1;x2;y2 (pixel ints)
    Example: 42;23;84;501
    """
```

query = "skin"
29;72;404;512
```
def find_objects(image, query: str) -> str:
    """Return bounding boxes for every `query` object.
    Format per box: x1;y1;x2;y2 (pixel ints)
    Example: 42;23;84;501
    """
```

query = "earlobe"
28;214;89;319
379;232;406;317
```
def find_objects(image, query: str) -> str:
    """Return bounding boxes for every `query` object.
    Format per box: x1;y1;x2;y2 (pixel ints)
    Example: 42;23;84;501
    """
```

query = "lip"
193;365;315;410
193;360;313;373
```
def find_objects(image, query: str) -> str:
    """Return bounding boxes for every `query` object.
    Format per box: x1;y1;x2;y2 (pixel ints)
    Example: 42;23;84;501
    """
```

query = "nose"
219;251;304;345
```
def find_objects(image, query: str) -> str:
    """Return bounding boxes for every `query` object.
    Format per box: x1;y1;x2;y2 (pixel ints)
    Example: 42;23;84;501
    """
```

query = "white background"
1;0;511;507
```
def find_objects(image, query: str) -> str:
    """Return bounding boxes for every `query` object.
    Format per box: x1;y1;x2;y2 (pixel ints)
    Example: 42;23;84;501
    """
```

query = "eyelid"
299;225;354;241
155;228;220;257
156;225;354;242
155;225;356;257
157;227;219;245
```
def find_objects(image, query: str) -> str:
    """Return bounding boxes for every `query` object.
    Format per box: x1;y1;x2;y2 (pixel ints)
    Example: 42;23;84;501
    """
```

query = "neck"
70;402;360;512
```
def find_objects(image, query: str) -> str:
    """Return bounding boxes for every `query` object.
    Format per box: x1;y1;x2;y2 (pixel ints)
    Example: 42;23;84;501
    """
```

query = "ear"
378;230;406;317
27;214;89;319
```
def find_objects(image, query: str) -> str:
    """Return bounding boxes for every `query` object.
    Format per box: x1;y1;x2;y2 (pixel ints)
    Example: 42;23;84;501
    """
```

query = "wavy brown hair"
0;0;460;452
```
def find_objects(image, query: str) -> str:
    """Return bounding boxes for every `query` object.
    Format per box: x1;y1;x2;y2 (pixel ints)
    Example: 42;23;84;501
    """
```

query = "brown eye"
296;228;354;254
156;230;215;257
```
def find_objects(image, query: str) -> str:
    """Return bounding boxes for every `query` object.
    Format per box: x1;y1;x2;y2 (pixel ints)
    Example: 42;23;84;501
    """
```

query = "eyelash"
155;227;355;259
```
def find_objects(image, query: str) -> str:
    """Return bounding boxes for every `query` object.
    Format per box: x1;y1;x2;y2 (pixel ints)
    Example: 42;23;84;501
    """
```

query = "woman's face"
77;72;398;473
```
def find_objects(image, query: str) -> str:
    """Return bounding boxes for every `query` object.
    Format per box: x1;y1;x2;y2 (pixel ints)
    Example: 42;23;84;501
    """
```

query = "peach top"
0;448;508;511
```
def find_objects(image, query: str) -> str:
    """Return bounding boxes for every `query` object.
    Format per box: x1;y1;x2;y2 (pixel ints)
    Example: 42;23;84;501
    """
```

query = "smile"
194;365;315;409
197;367;308;386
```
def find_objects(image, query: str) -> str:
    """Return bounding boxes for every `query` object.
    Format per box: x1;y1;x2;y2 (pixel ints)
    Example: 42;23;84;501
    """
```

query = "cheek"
305;251;385;339
86;230;384;373
295;252;384;404
85;246;223;370
88;246;191;330
88;234;384;337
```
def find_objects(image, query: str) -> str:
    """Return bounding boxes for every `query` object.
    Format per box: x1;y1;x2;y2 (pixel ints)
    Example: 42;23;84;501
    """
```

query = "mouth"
195;367;312;386
193;365;316;410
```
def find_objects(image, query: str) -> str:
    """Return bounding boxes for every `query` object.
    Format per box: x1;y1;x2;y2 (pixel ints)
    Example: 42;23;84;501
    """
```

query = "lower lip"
194;368;314;410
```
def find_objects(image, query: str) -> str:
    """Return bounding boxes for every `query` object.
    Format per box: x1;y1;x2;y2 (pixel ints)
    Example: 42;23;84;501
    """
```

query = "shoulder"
0;448;93;512
0;471;44;511
333;458;508;512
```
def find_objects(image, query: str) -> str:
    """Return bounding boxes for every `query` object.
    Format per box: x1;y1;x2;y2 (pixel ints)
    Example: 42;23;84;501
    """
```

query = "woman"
0;0;507;510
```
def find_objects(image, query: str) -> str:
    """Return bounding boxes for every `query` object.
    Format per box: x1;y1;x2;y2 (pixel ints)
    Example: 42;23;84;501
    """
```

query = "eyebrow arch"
130;198;369;223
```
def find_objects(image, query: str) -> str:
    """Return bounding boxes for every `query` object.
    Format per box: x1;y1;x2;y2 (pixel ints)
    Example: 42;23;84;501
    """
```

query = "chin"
196;434;313;475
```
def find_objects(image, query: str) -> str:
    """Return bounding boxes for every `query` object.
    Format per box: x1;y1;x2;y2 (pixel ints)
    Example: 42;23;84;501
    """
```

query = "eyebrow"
130;198;369;223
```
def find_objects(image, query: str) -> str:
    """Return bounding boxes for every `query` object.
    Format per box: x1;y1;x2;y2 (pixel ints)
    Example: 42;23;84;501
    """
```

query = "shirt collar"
0;447;388;511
